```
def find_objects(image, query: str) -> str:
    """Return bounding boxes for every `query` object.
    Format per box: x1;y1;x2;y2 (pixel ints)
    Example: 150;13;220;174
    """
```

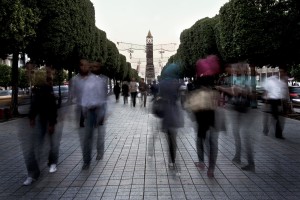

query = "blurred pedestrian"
150;80;159;100
79;61;108;170
217;64;256;172
129;78;138;107
113;82;121;102
69;59;91;127
121;81;129;104
138;78;148;107
185;55;221;178
22;73;59;186
187;79;195;92
159;63;183;172
262;69;289;139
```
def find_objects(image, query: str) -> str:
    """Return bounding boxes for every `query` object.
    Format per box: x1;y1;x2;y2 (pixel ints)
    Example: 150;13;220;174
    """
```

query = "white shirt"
263;75;288;100
81;74;108;109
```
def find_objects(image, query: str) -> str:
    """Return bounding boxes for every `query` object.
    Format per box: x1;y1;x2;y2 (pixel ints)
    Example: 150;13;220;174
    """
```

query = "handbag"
184;89;219;111
152;96;165;118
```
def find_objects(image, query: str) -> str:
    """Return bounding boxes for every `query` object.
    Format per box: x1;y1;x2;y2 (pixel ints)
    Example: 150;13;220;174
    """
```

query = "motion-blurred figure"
129;78;138;107
186;55;220;178
138;78;148;107
159;63;183;171
79;61;108;170
22;73;59;186
150;80;159;100
121;81;129;104
217;64;256;172
69;59;91;127
187;79;195;92
113;82;121;102
262;69;289;139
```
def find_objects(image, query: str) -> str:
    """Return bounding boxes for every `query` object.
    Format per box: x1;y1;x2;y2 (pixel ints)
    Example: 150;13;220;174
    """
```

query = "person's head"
90;61;101;75
79;59;90;76
196;55;220;77
131;77;135;82
162;63;180;79
140;78;145;83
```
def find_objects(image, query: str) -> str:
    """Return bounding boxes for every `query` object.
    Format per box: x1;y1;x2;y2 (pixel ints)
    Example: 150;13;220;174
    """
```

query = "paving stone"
0;98;299;199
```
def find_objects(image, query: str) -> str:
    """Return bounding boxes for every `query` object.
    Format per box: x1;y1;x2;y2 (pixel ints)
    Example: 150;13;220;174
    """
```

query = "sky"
90;0;229;76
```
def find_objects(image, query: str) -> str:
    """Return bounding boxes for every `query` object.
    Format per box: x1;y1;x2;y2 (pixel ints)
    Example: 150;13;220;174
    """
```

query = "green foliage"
0;64;11;88
288;65;300;81
115;55;127;80
18;68;29;88
53;69;68;86
102;40;120;78
0;0;40;54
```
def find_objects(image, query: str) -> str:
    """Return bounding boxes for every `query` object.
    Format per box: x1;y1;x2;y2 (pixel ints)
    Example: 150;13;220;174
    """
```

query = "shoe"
80;122;85;127
82;163;90;170
207;169;214;178
23;177;35;186
168;163;175;169
49;164;57;173
96;154;103;160
276;136;285;140
232;157;241;164
195;162;205;170
241;164;255;172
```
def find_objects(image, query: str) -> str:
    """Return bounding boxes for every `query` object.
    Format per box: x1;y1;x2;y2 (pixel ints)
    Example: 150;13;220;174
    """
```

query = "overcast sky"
90;0;229;75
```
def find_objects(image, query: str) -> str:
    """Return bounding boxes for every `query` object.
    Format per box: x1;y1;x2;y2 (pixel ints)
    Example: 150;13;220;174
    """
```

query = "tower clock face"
146;38;152;44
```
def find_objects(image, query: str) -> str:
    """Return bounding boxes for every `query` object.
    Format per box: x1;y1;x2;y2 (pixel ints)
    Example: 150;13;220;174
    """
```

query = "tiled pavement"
0;96;300;200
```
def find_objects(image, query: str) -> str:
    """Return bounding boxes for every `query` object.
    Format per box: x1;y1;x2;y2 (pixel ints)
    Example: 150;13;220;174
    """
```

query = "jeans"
21;116;61;179
131;92;138;107
230;109;255;165
140;92;147;107
81;108;105;164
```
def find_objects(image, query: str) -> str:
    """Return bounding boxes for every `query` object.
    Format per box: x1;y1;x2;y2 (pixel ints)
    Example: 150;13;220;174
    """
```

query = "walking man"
139;78;148;107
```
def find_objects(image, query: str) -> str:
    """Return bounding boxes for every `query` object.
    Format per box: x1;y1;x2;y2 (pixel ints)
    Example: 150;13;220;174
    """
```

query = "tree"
102;40;120;79
0;0;39;115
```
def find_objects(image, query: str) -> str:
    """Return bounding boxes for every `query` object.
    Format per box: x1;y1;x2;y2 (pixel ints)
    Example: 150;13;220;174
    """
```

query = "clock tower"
145;30;155;83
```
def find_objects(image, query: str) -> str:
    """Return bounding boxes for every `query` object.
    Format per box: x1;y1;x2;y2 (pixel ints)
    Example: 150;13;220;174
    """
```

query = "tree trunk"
10;51;19;116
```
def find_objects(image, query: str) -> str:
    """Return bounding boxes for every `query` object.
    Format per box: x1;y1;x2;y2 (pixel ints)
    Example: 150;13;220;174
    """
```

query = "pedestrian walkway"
0;96;300;200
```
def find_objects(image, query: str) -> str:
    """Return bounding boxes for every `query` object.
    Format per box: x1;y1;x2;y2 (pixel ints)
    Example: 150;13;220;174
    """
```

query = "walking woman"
159;64;183;171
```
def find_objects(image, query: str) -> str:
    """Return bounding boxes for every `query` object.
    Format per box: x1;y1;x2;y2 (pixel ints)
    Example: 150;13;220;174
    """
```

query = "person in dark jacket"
23;75;59;185
113;82;121;102
159;64;183;173
121;81;129;104
192;55;220;178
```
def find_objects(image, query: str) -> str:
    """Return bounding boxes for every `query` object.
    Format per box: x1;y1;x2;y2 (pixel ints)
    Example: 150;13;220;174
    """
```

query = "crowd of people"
19;56;290;186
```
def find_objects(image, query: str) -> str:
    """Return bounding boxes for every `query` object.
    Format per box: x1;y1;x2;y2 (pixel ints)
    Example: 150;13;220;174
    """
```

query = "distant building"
0;54;28;67
226;63;280;87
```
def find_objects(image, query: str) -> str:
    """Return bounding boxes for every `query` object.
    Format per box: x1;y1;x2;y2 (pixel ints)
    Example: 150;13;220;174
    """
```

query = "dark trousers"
268;99;284;138
195;110;218;170
115;93;120;101
82;108;105;164
23;118;61;179
131;92;137;107
166;129;177;163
